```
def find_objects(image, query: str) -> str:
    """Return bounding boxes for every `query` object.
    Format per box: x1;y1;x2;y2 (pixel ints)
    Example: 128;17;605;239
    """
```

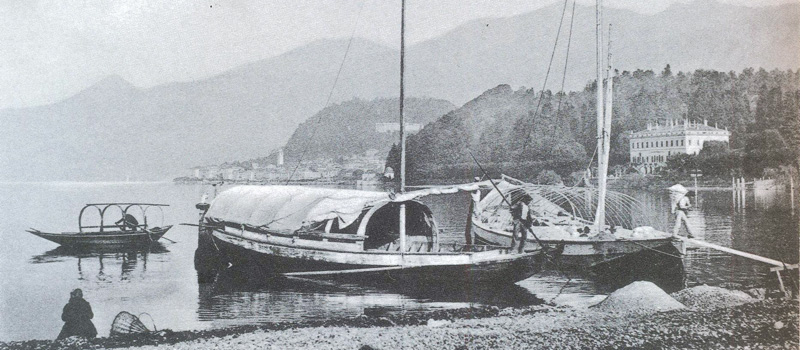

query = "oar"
141;227;177;244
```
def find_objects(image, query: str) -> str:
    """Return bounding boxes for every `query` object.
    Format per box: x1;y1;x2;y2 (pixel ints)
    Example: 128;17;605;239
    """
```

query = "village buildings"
629;119;730;174
188;148;386;184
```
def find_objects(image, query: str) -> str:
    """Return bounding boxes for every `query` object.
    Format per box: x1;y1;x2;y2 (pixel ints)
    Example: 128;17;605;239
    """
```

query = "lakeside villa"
629;119;730;174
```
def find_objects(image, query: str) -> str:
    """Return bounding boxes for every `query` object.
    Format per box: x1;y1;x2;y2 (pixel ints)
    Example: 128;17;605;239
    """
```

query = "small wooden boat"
27;203;172;248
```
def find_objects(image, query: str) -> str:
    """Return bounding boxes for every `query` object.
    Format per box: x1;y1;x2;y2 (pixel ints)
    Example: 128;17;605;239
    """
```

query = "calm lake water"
0;182;797;341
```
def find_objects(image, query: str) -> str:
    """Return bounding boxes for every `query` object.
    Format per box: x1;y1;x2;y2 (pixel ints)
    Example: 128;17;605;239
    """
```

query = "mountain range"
1;0;797;181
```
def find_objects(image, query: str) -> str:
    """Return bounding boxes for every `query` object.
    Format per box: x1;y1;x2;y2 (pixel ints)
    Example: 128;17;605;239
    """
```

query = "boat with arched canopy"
27;203;172;247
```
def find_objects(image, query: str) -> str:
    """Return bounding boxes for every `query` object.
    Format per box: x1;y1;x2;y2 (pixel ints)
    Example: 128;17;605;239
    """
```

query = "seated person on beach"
116;214;139;231
57;289;97;340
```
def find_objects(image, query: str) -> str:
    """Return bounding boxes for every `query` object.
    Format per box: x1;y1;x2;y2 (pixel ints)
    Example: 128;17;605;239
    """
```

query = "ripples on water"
0;183;796;341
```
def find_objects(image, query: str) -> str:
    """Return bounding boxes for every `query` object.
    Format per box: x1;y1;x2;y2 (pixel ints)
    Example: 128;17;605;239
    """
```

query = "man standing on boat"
510;195;533;253
670;184;696;239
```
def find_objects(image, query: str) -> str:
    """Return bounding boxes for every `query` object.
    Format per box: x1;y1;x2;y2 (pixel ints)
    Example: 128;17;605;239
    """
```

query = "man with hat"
670;184;696;239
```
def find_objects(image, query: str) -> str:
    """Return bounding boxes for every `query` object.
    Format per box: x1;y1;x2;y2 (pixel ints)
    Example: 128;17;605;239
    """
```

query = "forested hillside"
397;67;800;183
283;97;455;162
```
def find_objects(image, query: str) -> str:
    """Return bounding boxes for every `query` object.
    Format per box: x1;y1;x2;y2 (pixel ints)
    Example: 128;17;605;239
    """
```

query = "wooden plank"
770;264;799;272
298;232;366;241
681;237;789;267
283;266;406;277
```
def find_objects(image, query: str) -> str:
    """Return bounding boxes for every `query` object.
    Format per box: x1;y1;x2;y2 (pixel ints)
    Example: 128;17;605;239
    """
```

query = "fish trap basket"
110;311;154;336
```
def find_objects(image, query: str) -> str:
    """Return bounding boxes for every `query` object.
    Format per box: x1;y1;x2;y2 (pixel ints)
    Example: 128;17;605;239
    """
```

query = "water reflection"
195;265;543;328
30;244;169;282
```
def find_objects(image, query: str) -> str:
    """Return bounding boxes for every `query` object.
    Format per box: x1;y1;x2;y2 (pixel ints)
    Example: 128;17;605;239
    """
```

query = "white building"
629;118;730;174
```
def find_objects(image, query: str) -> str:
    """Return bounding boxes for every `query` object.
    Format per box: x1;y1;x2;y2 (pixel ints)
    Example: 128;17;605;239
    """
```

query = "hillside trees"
402;67;799;183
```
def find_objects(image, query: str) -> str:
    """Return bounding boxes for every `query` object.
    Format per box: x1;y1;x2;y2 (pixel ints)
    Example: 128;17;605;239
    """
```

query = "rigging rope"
286;0;367;184
554;0;577;127
521;0;572;154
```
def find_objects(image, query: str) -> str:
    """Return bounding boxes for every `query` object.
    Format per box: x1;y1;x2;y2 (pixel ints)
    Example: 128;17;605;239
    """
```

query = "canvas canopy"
205;182;500;232
205;186;390;231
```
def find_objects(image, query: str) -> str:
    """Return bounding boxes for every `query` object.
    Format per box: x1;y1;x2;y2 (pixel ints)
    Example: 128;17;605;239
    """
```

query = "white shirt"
677;196;691;211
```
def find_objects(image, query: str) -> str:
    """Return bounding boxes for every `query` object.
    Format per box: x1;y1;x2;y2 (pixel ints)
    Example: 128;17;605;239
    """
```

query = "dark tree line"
397;67;800;184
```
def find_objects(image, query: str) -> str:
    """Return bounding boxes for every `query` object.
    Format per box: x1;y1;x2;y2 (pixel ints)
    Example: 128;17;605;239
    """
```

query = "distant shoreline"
0;181;172;186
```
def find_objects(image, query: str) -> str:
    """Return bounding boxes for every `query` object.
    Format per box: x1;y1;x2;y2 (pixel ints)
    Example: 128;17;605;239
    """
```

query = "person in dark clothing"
115;213;139;231
57;289;97;340
509;196;533;253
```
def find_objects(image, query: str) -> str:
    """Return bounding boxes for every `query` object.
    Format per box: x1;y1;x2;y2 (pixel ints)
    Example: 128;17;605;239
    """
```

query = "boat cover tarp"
205;186;390;231
205;182;499;231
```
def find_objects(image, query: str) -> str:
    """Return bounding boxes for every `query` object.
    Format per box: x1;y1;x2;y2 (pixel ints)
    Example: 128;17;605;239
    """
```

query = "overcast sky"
1;0;795;109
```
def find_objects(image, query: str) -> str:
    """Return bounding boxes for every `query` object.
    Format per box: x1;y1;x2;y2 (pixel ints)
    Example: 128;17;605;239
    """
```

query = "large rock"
593;281;685;314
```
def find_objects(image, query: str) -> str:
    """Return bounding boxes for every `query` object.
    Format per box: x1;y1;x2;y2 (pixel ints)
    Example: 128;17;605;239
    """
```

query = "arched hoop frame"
78;203;169;233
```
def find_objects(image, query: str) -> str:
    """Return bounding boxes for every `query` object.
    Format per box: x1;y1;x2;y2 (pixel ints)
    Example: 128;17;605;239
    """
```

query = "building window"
670;140;673;147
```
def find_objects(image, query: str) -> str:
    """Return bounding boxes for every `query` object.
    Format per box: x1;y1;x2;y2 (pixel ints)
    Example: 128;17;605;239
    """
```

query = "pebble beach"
2;283;797;350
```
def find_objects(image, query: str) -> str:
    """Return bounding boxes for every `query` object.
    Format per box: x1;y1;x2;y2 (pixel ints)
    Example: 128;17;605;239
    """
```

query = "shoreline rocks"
672;284;756;310
1;284;796;350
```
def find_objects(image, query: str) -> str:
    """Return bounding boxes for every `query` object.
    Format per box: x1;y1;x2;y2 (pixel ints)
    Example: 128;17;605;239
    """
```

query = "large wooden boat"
199;185;546;285
470;178;684;269
27;203;171;248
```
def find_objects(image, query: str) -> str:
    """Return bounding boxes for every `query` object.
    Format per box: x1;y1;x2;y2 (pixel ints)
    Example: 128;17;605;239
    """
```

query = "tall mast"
594;0;606;231
398;0;407;259
399;0;406;193
600;25;613;230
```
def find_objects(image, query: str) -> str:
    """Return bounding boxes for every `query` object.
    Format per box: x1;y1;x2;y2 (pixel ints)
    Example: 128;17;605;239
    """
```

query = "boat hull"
209;227;544;285
27;226;172;248
471;222;684;268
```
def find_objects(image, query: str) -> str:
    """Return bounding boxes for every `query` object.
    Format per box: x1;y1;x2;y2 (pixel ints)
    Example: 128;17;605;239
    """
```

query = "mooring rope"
618;238;684;259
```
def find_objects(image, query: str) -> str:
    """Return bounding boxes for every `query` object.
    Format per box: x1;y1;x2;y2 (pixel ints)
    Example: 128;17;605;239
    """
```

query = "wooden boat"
27;203;172;248
199;184;546;285
470;177;684;268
